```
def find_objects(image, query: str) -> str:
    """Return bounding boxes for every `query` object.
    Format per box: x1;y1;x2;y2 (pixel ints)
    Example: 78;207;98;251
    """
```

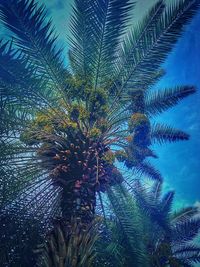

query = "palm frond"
132;180;171;231
95;220;127;267
0;140;62;214
107;185;149;266
117;0;200;95
132;181;159;216
70;0;134;89
0;40;61;115
93;0;134;89
171;218;200;244
0;99;30;138
160;191;174;215
69;0;96;79
142;69;166;91
171;206;199;224
134;161;163;182
145;86;196;116
150;180;162;201
0;143;34;208
150;123;189;144
127;70;167;105
116;0;165;93
0;0;71;99
0;39;29;86
173;245;200;265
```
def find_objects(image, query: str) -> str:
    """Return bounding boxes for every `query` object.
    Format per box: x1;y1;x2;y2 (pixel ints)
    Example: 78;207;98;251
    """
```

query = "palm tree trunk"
61;179;96;224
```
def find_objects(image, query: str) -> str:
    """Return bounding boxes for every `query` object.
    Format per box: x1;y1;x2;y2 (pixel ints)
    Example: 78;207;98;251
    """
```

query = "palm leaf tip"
160;191;174;215
135;161;163;182
151;123;190;144
145;86;196;116
171;206;199;225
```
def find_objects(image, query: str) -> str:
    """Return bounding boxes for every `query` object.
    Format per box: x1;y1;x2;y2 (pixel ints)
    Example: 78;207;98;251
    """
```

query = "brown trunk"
61;179;96;224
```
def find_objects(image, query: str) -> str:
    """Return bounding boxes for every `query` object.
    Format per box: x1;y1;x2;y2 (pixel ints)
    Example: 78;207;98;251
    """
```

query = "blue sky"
151;10;200;208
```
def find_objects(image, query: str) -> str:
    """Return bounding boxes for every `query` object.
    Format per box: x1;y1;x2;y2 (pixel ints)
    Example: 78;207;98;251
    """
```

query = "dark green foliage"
36;218;100;267
95;222;127;267
0;40;59;116
0;211;45;267
134;181;200;267
100;182;200;267
105;185;150;267
172;218;200;244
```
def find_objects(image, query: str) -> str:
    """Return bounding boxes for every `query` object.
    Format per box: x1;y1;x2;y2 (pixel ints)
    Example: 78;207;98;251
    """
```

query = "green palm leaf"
116;0;165;94
115;0;200;99
132;180;171;231
171;206;199;224
134;161;163;182
0;40;61;115
0;0;71;99
173;245;200;265
150;123;189;144
132;181;200;266
69;0;96;79
107;184;149;266
172;218;200;244
70;0;134;89
145;86;196;116
92;0;134;89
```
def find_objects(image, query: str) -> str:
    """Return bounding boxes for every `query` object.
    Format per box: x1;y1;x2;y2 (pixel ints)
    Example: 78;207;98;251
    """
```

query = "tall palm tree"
0;0;199;265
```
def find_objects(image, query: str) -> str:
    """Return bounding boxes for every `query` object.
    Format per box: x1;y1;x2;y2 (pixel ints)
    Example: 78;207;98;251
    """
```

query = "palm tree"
103;181;200;267
0;0;199;265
